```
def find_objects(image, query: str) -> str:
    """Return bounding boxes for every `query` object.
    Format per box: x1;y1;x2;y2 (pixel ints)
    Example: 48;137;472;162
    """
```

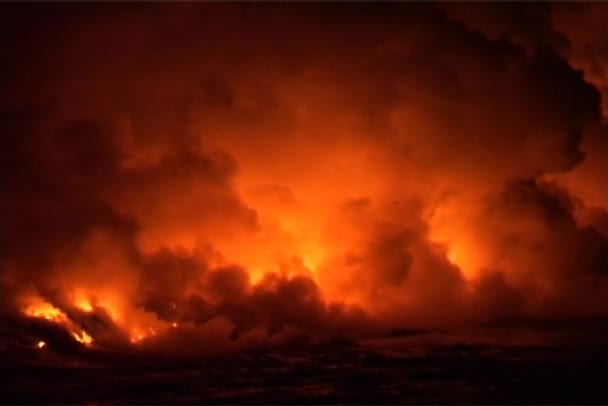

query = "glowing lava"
22;296;94;347
129;326;157;344
70;290;122;321
24;299;64;322
74;295;93;312
72;330;93;345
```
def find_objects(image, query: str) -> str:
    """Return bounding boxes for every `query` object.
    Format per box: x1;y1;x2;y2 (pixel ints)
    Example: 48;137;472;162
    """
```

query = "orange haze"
1;2;607;353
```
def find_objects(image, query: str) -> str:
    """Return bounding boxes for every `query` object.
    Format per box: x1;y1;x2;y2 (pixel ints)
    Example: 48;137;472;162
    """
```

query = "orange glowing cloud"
1;3;607;352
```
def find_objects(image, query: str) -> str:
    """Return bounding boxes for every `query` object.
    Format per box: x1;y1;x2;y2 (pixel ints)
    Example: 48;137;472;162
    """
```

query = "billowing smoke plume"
1;3;607;353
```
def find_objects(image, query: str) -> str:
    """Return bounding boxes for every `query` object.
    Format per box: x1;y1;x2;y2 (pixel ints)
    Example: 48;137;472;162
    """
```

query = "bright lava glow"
72;330;93;345
23;297;94;347
74;296;94;312
130;326;157;344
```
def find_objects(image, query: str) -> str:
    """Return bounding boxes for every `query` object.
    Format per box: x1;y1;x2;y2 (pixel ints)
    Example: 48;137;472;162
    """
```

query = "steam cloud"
1;3;607;353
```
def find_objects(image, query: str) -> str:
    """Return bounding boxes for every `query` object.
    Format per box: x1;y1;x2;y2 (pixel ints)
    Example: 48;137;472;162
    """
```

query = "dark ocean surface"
3;326;608;404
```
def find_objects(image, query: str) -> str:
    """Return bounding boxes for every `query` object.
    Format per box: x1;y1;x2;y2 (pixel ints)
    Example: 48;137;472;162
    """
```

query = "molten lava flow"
22;297;94;346
24;300;64;322
72;330;93;345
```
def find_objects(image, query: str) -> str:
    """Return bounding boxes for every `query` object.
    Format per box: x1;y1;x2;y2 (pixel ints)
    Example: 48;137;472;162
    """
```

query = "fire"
36;341;46;349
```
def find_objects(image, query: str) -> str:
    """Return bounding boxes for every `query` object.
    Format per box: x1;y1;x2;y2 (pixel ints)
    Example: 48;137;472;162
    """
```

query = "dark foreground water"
3;326;608;404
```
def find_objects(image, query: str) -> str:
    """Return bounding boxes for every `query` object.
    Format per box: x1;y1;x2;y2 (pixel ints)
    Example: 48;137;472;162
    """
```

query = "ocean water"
3;326;607;404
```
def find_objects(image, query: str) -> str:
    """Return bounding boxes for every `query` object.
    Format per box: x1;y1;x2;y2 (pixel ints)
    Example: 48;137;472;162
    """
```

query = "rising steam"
1;3;607;354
